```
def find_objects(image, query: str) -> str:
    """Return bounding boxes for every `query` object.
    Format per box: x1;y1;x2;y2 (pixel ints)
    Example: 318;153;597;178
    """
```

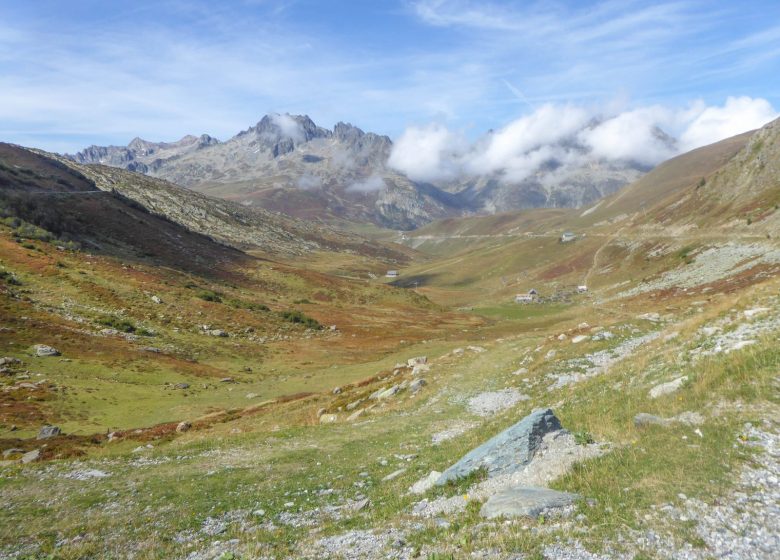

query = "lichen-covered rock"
436;408;562;485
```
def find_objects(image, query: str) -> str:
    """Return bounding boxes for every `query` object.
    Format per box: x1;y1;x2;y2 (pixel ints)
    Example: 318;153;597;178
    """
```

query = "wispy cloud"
0;1;778;152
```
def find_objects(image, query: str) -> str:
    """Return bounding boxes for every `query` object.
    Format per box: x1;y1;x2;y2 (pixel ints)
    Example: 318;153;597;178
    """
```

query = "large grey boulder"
480;486;580;519
436;408;562;485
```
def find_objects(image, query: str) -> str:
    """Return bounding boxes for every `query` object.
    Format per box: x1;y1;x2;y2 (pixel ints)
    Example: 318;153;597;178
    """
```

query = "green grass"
473;302;571;321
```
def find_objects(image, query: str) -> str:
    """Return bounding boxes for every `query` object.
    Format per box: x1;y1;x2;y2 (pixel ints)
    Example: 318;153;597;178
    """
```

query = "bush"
98;315;137;333
197;290;222;303
0;270;22;285
279;310;321;329
228;299;270;312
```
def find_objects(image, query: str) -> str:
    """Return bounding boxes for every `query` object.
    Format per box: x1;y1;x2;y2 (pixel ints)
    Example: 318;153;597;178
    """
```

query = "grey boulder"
33;345;60;357
480;486;580;519
37;425;61;439
436;408;562;485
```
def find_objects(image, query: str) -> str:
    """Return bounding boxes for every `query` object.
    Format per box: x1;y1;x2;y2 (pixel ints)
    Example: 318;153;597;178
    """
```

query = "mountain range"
69;114;649;229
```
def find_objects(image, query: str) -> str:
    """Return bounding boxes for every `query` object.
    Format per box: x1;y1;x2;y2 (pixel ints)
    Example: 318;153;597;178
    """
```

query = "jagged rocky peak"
333;121;365;142
248;113;331;143
198;133;220;147
332;121;393;162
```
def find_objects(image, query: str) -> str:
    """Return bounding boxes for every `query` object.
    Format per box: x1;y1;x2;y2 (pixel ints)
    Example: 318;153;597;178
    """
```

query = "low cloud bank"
388;96;778;183
347;174;386;193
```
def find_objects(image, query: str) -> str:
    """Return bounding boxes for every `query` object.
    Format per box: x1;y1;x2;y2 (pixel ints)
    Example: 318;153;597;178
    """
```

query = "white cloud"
679;96;779;151
465;104;589;179
346;174;386;193
387;123;466;182
388;97;778;184
580;106;677;166
295;174;321;190
269;113;305;142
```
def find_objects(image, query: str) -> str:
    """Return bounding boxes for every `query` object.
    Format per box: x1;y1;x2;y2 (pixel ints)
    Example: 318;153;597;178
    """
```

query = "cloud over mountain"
388;97;778;184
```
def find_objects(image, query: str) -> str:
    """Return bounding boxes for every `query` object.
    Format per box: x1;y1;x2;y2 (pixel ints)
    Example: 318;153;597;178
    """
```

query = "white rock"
381;468;406;482
571;335;589;344
407;356;427;367
649;376;687;399
727;340;756;353
409;471;441;495
346;409;365;422
743;307;770;319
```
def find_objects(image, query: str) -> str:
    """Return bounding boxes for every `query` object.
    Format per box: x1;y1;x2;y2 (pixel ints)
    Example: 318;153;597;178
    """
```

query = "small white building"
560;231;577;243
386;270;399;278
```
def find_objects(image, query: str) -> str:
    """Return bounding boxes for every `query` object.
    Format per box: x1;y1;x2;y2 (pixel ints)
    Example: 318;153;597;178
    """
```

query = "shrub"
279;310;321;329
197;290;222;303
228;299;270;312
98;315;136;333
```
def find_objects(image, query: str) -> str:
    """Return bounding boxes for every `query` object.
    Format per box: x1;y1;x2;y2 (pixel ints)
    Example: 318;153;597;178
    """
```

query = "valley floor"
1;267;778;559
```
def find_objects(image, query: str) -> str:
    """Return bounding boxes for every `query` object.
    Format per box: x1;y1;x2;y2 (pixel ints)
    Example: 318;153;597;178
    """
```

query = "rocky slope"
37;147;410;260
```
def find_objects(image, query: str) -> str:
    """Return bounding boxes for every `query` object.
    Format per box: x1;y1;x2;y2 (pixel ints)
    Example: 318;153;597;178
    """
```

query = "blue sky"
1;0;780;153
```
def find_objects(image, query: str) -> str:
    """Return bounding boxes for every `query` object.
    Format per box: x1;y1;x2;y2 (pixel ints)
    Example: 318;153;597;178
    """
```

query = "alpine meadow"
1;2;779;559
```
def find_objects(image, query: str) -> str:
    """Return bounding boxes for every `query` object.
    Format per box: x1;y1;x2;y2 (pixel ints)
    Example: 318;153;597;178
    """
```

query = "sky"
1;0;780;158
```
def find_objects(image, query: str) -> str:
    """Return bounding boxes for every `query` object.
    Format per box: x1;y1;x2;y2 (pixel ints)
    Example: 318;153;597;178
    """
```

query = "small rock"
332;386;342;395
33;344;60;357
634;413;669;428
377;385;401;399
219;377;235;383
382;468;406;482
407;356;427;367
346;399;364;411
351;498;370;512
743;307;770;319
409;378;427;393
37;425;61;440
2;448;24;458
173;383;190;390
409;471;441;495
176;421;191;433
21;449;40;463
319;414;338;424
649;376;687;399
571;335;589;344
151;295;162;304
208;329;228;337
480;486;580;519
347;409;365;422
